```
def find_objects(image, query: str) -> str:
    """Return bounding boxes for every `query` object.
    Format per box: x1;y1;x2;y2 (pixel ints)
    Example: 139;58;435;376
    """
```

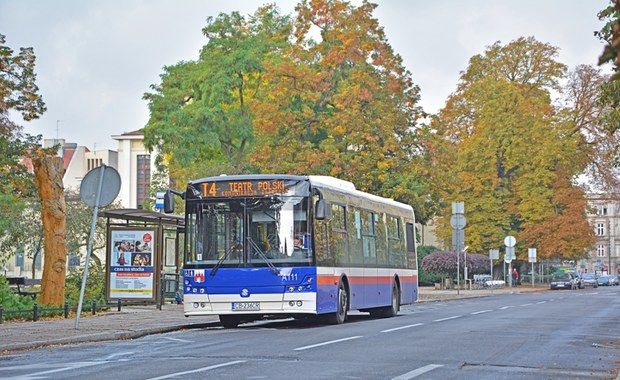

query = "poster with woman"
108;229;157;300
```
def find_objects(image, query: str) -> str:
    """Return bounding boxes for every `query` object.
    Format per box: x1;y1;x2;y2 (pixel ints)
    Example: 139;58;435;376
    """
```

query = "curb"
1;322;220;353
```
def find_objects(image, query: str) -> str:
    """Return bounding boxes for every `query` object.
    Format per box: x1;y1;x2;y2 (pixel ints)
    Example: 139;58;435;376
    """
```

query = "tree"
143;1;436;224
596;1;620;165
33;154;66;307
559;65;620;191
250;0;431;222
0;196;43;278
0;34;46;245
143;5;293;184
429;37;595;259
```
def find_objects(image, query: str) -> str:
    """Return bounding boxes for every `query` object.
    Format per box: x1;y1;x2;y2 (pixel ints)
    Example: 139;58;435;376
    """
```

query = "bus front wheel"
324;281;348;324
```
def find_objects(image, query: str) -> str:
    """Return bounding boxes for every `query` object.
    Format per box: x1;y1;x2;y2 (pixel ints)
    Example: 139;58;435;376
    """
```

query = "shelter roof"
101;208;184;227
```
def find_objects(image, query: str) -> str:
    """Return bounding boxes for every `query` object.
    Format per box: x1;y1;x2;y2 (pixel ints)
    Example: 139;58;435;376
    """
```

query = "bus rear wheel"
219;315;241;328
371;282;400;318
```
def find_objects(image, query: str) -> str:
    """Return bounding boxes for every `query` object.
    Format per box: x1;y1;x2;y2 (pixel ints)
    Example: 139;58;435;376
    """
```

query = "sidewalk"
0;285;547;354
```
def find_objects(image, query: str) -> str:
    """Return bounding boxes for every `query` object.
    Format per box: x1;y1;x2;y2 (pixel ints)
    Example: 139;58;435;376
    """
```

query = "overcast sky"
0;0;610;150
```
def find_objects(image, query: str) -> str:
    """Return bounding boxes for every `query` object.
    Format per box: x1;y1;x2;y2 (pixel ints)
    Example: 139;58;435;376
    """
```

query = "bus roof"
187;174;413;212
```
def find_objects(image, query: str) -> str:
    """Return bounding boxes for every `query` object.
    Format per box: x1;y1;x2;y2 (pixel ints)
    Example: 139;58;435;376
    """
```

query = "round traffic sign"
450;214;466;229
80;165;121;208
504;235;516;247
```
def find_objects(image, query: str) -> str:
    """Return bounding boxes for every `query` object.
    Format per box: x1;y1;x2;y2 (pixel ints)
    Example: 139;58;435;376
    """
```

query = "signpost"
451;202;465;294
76;165;121;329
504;236;516;287
489;249;499;287
528;248;537;287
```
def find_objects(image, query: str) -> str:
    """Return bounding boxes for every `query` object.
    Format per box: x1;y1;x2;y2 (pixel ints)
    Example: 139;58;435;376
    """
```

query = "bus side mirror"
315;199;332;220
163;189;175;214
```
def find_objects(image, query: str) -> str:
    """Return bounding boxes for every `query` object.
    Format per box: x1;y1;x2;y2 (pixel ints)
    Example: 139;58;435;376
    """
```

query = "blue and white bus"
172;174;418;327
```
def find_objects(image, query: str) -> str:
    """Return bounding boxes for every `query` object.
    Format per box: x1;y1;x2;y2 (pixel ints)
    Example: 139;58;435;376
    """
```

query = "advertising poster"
108;229;156;299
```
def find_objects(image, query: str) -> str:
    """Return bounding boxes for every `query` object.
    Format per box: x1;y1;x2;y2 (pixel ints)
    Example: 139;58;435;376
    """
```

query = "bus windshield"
185;196;312;268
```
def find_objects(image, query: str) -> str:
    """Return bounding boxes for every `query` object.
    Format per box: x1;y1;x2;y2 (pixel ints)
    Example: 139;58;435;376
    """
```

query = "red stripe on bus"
317;275;417;286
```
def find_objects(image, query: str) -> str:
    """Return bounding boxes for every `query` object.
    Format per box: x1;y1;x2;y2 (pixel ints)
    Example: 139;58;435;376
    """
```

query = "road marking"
520;303;533;307
146;361;246;380
536;301;546;304
0;361;108;379
381;323;424;333
433;315;462;322
101;352;134;360
500;306;514;310
391;364;443;379
470;310;492;315
163;337;192;343
294;336;362;351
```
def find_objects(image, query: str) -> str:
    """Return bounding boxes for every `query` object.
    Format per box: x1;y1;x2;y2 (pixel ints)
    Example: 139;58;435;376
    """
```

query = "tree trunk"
33;156;67;306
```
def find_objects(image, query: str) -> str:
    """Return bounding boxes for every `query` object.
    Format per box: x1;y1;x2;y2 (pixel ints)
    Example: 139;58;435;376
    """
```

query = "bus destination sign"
201;180;287;198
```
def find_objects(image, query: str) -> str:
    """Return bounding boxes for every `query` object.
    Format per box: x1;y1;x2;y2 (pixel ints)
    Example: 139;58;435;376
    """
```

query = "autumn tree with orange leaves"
144;1;434;223
429;37;596;261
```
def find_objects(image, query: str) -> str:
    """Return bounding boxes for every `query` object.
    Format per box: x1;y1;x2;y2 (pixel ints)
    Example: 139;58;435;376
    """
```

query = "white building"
112;130;157;209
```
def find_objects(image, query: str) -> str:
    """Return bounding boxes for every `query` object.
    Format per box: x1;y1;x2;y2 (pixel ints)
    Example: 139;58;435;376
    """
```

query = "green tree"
143;5;293;184
430;37;594;260
143;1;436;224
596;1;620;164
0;34;46;246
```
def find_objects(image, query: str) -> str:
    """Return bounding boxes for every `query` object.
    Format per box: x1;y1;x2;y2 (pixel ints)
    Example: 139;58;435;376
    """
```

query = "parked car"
597;275;611;286
580;273;598;288
550;273;577;290
605;275;619;286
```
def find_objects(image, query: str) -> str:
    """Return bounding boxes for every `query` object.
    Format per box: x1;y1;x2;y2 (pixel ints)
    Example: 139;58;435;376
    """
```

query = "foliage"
596;0;620;78
0;277;37;311
143;1;435;224
64;264;106;304
596;1;620;163
416;245;442;285
0;33;46;243
429;37;596;260
422;250;489;277
143;4;293;185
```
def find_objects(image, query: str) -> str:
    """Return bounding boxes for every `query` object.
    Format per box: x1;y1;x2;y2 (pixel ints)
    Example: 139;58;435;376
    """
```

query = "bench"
6;276;40;298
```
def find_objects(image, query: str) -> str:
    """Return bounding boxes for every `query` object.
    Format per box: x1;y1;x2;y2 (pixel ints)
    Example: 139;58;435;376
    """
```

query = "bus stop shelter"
101;208;184;308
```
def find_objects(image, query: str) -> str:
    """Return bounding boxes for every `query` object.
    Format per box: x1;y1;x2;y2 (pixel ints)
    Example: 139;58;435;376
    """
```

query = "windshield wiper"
247;238;280;276
210;244;238;277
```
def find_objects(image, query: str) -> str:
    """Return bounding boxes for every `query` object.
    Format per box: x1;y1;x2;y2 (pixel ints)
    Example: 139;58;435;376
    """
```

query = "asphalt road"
2;286;619;380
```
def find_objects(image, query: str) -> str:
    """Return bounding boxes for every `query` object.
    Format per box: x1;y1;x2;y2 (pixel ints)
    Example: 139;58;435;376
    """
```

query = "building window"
597;205;608;216
136;154;151;209
87;158;103;171
596;223;605;236
597;244;606;257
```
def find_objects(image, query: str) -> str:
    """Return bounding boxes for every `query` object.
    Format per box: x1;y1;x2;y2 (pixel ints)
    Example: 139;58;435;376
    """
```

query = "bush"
417;246;443;286
65;265;107;304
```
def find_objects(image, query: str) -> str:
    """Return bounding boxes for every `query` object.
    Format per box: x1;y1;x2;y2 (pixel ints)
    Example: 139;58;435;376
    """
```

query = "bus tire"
371;281;400;318
325;280;348;324
219;315;241;328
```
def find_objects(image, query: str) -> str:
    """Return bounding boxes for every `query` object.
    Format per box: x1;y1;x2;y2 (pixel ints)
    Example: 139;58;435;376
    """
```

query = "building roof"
101;208;184;227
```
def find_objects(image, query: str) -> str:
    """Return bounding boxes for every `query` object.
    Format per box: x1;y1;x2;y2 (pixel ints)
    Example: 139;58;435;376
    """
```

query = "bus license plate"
232;302;260;311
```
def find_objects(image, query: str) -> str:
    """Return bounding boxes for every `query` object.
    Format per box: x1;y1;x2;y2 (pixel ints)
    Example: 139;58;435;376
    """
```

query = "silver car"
580;273;598;288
